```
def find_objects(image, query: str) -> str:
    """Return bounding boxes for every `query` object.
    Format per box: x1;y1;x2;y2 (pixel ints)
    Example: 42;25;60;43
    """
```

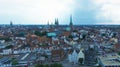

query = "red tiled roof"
52;49;64;56
62;31;71;36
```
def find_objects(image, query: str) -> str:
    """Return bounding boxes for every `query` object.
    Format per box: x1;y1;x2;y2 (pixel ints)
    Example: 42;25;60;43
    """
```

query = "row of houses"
68;49;85;64
0;48;47;55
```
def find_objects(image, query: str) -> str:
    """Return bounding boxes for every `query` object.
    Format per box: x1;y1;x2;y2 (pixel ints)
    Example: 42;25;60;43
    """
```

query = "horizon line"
1;24;120;26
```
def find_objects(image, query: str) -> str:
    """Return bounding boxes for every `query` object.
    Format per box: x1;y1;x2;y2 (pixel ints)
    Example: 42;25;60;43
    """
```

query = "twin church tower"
52;15;73;30
54;15;73;26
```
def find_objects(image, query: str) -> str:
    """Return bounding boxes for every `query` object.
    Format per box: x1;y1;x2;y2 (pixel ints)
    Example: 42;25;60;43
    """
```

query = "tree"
50;63;63;67
78;58;83;64
5;45;13;49
68;35;73;39
0;37;12;42
12;59;18;65
14;32;25;37
112;33;117;37
82;34;86;40
73;30;78;32
89;48;94;51
34;31;47;37
97;64;102;67
44;64;49;67
45;55;48;58
101;33;106;37
118;52;120;55
34;64;44;67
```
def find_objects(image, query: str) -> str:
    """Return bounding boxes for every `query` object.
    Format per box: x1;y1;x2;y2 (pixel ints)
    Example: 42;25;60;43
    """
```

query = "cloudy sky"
0;0;120;25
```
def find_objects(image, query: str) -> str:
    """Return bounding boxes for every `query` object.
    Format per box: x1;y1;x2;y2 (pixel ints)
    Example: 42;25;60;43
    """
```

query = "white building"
68;49;85;64
98;53;120;67
69;41;77;45
90;44;94;49
0;40;5;43
2;49;12;55
15;37;26;40
68;50;78;64
77;49;85;64
0;44;5;49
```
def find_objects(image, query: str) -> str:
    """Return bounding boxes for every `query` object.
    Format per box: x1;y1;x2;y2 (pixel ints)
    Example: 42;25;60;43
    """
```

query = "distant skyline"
0;0;120;25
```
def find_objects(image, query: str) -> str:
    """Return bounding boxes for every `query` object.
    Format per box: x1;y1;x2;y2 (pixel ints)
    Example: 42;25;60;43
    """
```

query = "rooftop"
99;53;120;66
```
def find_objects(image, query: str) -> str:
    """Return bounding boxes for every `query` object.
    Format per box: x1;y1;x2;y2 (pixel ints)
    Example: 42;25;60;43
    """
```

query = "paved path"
61;59;91;67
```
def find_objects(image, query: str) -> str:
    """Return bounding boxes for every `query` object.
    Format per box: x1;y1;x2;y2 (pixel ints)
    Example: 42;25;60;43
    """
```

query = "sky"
0;0;120;25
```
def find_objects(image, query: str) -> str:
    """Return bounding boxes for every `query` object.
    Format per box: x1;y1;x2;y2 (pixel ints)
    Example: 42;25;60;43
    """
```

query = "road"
61;58;91;67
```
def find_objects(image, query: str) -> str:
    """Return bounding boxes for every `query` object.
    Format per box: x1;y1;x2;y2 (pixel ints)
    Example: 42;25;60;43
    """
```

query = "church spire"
10;21;13;27
47;21;49;25
70;15;72;24
56;18;59;25
69;15;73;31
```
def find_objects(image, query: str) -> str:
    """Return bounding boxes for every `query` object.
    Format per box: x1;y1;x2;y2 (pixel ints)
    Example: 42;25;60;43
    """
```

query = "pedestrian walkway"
61;59;91;67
